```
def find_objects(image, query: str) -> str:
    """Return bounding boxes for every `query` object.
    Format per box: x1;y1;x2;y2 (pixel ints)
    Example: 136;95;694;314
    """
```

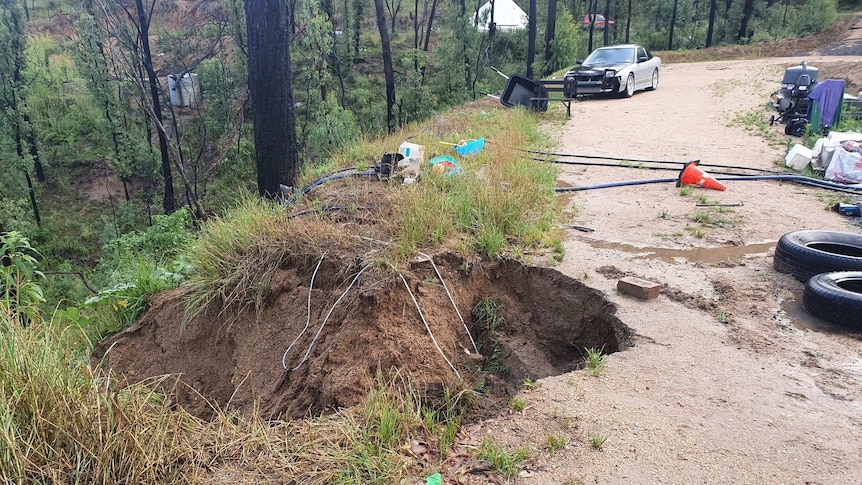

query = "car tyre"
646;69;659;91
773;230;862;282
803;272;862;329
623;74;635;98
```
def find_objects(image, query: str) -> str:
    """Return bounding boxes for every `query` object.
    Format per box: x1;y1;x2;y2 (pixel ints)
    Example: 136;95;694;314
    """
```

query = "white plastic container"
785;144;813;171
167;73;201;107
398;142;425;168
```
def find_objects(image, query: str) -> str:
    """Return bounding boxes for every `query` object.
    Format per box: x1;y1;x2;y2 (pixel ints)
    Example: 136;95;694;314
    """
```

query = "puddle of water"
579;238;775;264
780;291;857;335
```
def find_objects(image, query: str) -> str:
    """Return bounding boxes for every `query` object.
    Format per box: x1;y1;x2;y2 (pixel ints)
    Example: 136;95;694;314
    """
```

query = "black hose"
301;169;377;195
284;168;378;205
525;149;786;174
531;157;770;177
555;175;862;193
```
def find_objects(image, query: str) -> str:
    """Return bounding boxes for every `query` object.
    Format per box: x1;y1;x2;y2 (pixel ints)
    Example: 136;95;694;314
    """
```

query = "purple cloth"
809;79;845;128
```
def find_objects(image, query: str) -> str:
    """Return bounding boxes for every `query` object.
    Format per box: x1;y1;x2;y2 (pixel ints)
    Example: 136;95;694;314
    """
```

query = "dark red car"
583;14;615;29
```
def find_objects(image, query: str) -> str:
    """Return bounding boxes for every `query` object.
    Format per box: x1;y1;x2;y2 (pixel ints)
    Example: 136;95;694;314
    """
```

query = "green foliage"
84;260;187;330
478;438;529;478
794;0;839;37
543;7;583;75
100;208;195;273
301;96;362;163
0;231;45;324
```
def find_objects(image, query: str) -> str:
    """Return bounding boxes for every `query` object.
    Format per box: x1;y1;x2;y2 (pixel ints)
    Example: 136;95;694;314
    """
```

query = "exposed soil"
93;253;632;420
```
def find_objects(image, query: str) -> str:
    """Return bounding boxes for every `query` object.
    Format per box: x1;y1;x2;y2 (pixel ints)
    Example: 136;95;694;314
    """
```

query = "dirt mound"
93;254;632;419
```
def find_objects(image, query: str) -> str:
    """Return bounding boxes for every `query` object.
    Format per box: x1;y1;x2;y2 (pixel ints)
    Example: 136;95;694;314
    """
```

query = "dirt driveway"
472;57;862;483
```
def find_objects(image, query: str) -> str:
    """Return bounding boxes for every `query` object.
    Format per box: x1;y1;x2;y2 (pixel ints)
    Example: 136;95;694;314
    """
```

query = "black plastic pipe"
283;168;378;205
531;157;771;177
525;149;786;174
555;175;862;194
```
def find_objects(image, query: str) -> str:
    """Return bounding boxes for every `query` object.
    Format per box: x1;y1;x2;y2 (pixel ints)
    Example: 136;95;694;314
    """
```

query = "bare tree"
131;0;176;214
385;0;401;31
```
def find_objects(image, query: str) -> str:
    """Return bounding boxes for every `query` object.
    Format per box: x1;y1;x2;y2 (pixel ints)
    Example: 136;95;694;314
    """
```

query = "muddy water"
579;237;776;264
780;291;855;335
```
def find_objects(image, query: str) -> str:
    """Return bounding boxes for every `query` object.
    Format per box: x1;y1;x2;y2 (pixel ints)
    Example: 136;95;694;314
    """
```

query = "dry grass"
1;312;444;483
184;99;561;317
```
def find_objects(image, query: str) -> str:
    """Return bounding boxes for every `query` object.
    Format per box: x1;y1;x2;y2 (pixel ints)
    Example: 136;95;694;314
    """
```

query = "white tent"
474;0;528;32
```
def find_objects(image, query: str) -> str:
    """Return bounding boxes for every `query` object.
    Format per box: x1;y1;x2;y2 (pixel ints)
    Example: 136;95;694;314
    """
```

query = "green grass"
730;109;792;148
679;186;693;196
545;434;568;455
522;378;541;390
489;339;510;376
478;438;529;478
473;298;506;331
585;346;606;377
588;433;608;449
509;397;528;412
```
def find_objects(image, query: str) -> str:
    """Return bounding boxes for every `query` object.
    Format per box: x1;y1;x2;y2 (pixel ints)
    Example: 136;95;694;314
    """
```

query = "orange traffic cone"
677;161;726;191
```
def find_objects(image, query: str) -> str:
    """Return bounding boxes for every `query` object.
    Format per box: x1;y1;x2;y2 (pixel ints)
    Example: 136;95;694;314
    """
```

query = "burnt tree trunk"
706;0;717;47
526;0;536;78
602;0;610;46
373;0;397;132
625;0;632;43
668;0;678;49
543;0;557;76
134;0;175;214
461;0;472;94
244;0;299;197
422;0;439;52
22;114;43;183
737;0;754;40
24;170;40;227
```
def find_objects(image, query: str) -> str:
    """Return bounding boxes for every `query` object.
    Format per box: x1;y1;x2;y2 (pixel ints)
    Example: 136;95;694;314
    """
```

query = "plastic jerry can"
398;142;425;168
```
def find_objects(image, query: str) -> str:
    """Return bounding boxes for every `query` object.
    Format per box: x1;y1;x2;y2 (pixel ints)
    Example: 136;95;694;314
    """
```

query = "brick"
617;276;661;300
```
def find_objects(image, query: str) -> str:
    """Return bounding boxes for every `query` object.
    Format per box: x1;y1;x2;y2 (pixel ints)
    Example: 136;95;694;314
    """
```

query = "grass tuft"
478;437;529;478
585;346;606;377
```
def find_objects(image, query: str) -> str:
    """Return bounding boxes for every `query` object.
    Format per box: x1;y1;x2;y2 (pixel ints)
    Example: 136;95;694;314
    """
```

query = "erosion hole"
93;255;632;420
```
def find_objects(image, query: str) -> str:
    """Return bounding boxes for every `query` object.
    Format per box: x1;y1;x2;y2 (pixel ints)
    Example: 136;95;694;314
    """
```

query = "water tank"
167;73;201;107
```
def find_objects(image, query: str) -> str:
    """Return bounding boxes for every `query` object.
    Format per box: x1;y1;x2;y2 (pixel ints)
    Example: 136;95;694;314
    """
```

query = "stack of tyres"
774;230;862;329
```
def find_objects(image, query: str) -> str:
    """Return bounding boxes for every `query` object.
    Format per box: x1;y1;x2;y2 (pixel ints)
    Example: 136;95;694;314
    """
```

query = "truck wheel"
803;272;862;329
774;230;862;282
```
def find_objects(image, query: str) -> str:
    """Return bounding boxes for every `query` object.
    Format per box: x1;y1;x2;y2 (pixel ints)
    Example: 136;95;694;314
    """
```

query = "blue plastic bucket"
454;138;485;156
